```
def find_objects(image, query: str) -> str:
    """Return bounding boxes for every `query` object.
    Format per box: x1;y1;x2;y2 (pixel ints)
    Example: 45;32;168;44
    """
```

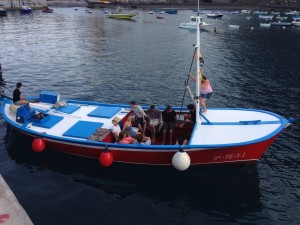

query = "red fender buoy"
98;146;113;167
32;137;46;153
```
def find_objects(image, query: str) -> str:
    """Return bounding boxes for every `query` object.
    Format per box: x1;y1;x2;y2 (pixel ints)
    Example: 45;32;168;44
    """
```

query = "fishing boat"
228;24;239;29
0;11;294;171
179;15;210;30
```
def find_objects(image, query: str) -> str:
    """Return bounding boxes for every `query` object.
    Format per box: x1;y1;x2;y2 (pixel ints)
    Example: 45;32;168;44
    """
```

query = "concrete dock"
0;175;33;225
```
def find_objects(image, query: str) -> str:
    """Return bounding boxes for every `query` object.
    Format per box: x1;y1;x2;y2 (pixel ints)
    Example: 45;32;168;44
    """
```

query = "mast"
195;3;201;124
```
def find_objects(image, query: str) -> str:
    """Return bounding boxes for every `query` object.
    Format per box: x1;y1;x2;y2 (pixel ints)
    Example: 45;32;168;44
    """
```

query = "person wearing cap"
162;105;177;145
111;116;121;142
130;101;148;136
147;105;162;144
13;82;29;105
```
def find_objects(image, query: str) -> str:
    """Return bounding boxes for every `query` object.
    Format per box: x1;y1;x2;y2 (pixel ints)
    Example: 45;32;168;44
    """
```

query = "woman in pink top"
189;73;213;113
118;131;131;144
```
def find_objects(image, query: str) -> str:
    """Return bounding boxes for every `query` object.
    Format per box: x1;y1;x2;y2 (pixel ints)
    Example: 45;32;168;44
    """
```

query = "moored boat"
206;13;223;19
42;6;53;13
20;5;32;14
179;15;210;30
165;9;177;14
260;23;271;27
0;4;7;17
271;21;292;27
228;24;239;29
106;12;137;19
292;18;300;27
258;15;274;20
0;10;294;171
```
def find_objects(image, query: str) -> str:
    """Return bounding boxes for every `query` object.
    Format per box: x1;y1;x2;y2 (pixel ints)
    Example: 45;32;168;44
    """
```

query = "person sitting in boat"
179;104;196;127
118;131;131;144
130;101;148;136
176;135;189;146
134;133;151;145
162;105;177;145
13;82;29;105
111;116;121;142
122;115;137;138
147;105;162;144
189;73;213;113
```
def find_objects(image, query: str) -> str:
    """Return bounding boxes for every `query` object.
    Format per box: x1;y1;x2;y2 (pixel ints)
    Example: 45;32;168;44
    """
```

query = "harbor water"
0;8;299;225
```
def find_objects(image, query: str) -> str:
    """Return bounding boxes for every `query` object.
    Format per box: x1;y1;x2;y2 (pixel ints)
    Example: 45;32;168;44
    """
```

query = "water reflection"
5;131;262;223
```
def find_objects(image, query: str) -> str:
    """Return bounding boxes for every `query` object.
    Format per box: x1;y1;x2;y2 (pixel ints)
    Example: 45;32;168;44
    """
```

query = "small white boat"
179;16;210;30
292;18;300;27
228;24;239;29
270;11;280;15
276;16;288;20
253;11;268;15
241;10;251;14
271;21;292;27
20;5;32;14
260;23;271;27
258;15;274;20
284;11;299;15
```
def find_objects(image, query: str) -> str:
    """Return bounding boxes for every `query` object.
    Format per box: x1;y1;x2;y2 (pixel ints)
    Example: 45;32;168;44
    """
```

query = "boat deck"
3;100;286;147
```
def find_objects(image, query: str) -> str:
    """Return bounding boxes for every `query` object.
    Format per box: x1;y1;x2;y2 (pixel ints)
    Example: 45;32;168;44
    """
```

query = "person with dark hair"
176;135;189;145
130;101;148;136
13;82;29;105
162;105;177;145
147;104;162;144
189;73;213;113
180;104;196;127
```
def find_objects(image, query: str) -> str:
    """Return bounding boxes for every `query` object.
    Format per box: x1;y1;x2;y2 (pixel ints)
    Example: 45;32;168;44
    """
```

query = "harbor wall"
0;175;34;225
0;0;48;9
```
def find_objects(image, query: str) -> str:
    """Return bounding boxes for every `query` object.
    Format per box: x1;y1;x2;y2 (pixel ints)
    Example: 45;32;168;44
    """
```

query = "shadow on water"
5;129;262;219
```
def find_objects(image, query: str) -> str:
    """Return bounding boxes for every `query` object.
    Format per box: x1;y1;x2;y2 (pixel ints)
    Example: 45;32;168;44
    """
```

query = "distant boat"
179;15;210;30
228;24;239;29
241;9;251;14
284;11;299;15
276;16;288;20
260;23;271;27
20;5;32;14
0;4;7;17
42;6;53;13
271;21;292;27
207;13;223;19
106;13;137;20
156;15;164;19
292;18;300;27
165;9;177;14
106;7;137;20
253;11;268;15
258;15;274;20
270;11;280;15
85;9;92;14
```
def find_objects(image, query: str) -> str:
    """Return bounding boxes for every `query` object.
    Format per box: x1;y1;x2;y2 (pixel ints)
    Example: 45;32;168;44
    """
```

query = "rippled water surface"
0;8;299;225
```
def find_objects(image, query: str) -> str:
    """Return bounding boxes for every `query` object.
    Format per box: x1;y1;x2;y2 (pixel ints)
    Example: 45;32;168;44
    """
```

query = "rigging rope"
179;48;197;119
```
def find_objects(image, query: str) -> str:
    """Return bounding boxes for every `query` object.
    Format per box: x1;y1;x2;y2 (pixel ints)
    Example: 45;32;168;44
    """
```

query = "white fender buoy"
172;147;191;171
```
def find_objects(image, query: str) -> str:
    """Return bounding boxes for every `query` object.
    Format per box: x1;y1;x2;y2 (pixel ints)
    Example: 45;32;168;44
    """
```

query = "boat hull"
106;13;137;19
9;124;280;166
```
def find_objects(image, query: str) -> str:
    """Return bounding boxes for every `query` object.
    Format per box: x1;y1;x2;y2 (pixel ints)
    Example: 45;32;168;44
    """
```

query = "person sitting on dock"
13;82;29;106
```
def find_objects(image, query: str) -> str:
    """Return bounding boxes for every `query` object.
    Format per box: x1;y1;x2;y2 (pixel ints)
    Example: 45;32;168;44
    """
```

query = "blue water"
0;8;299;225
